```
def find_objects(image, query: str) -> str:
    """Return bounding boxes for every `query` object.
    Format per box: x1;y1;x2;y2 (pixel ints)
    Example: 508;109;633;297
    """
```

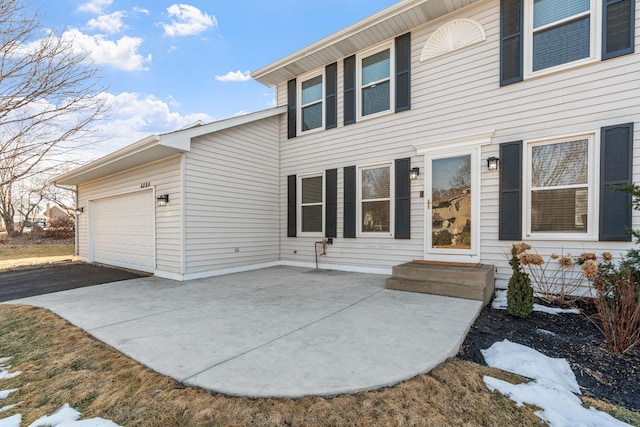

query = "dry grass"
0;305;637;427
0;237;75;270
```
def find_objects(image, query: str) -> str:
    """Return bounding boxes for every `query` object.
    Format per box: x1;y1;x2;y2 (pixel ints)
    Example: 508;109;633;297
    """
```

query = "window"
360;164;392;233
358;44;394;118
527;136;594;236
299;73;323;132
501;0;635;85
299;174;323;234
531;0;593;72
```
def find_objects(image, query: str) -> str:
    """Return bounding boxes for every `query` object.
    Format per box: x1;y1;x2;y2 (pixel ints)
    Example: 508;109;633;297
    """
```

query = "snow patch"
0;390;18;401
26;404;122;427
492;290;580;315
0;403;20;413
483;340;632;427
0;414;21;427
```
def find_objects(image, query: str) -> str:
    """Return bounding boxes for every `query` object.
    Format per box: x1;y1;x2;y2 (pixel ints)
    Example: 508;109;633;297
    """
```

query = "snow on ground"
482;340;632;427
492;290;581;315
0;358;121;427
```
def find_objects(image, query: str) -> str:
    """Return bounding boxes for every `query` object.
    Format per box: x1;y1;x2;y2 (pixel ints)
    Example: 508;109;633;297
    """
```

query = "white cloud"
80;92;214;158
161;4;216;37
215;70;251;82
167;45;178;54
62;28;151;71
87;11;126;34
133;7;150;15
77;0;113;14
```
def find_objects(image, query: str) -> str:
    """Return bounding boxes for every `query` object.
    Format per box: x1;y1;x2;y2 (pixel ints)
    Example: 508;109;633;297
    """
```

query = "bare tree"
0;0;105;236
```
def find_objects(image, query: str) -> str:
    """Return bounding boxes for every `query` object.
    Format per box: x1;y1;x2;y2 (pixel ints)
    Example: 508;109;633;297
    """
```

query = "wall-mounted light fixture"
487;157;500;171
410;167;420;180
75;207;84;215
156;194;169;207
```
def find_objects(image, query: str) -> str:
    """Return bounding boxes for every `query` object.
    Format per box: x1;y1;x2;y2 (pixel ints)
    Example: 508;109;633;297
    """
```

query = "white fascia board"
53;134;162;185
252;0;442;87
158;106;286;148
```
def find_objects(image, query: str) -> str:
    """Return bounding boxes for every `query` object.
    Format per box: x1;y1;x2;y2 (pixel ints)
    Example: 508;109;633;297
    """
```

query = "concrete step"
385;262;495;305
391;262;493;286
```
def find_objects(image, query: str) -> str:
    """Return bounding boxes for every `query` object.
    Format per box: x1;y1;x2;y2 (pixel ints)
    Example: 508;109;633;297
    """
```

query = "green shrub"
507;243;534;318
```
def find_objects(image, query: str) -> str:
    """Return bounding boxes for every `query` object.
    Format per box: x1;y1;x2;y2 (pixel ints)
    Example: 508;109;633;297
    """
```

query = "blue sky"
32;0;399;158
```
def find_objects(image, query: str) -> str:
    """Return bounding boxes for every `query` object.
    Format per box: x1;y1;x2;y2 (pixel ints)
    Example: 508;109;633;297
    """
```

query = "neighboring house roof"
252;0;481;87
54;107;286;186
45;204;73;219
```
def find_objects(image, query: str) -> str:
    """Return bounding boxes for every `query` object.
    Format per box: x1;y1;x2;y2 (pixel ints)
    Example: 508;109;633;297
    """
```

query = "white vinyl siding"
275;0;638;283
184;115;280;276
77;156;182;275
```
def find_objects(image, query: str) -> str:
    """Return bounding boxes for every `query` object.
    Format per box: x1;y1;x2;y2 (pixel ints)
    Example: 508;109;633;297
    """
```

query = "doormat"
411;260;483;268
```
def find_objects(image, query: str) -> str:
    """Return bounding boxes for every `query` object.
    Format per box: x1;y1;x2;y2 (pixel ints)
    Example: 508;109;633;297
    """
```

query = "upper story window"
500;0;634;86
358;43;394;119
299;72;324;132
299;174;324;234
526;135;595;238
360;163;393;234
530;0;594;73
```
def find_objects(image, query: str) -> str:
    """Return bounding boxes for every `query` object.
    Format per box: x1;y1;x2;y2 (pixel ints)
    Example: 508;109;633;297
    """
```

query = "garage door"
90;190;154;273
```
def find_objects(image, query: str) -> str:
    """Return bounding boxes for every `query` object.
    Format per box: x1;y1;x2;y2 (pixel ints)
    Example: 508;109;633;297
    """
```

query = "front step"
385;262;495;305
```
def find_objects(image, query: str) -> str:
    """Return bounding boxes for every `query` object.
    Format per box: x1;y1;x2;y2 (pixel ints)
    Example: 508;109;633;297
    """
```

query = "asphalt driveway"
8;266;484;398
0;263;145;302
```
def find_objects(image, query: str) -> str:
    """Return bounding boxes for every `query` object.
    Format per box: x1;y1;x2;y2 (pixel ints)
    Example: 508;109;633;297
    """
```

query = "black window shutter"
287;175;297;237
326;169;337;238
500;0;524;86
344;166;356;238
395;158;411;239
325;63;338;129
602;0;636;60
343;55;356;126
395;33;411;113
499;141;523;240
600;123;633;241
287;79;297;139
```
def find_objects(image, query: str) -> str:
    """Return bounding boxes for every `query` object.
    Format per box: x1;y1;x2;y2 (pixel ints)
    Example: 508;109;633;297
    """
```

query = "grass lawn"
0;305;638;426
0;239;75;270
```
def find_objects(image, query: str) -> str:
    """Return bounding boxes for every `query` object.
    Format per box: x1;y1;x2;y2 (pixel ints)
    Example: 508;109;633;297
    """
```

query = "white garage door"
90;190;154;273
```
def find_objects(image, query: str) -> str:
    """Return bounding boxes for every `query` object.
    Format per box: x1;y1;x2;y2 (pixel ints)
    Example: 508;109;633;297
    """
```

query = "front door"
425;150;479;262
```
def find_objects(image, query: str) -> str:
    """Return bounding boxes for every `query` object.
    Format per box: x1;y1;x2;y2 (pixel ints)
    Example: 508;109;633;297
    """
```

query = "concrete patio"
7;266;484;398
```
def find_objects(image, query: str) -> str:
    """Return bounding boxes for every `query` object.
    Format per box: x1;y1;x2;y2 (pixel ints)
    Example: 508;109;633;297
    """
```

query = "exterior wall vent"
420;18;486;62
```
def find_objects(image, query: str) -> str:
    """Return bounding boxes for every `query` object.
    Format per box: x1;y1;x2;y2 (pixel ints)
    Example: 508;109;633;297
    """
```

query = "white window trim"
357;162;394;237
297;69;325;134
298;172;325;236
523;0;602;80
356;41;395;122
523;132;600;241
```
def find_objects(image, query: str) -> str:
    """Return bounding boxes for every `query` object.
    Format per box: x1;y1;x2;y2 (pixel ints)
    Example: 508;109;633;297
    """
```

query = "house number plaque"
140;182;151;189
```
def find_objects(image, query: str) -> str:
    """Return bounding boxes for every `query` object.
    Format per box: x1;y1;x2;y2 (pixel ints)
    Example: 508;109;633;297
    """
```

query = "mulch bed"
458;299;640;411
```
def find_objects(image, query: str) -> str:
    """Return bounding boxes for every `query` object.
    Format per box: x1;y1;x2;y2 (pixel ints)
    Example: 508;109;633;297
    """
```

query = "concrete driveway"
6;266;483;398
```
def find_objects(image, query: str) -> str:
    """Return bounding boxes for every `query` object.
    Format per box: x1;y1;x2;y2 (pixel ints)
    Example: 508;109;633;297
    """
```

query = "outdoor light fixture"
487;157;500;171
75;207;84;215
410;167;420;180
156;194;169;207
